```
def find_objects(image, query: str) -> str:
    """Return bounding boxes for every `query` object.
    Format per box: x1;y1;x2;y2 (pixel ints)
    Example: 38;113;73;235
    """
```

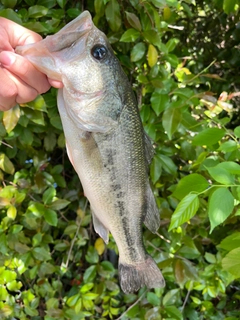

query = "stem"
196;184;238;197
181;281;193;312
156;231;171;243
65;199;88;268
116;289;147;320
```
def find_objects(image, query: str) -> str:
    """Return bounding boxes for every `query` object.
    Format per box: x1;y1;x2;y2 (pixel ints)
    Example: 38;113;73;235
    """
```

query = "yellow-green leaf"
94;238;105;255
7;205;17;220
0;153;15;175
3;105;20;133
147;44;158;67
222;247;240;278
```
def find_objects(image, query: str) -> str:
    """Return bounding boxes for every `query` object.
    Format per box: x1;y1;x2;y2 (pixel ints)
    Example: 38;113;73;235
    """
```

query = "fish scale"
16;10;165;293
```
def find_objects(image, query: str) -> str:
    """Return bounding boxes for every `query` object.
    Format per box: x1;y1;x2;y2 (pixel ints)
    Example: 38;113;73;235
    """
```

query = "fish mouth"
15;11;93;81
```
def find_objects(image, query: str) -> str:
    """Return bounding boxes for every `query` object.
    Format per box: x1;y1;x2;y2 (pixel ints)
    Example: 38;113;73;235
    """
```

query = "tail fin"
119;256;165;294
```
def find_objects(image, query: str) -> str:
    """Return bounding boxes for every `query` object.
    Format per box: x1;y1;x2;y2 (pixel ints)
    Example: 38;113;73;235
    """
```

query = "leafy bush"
0;0;240;319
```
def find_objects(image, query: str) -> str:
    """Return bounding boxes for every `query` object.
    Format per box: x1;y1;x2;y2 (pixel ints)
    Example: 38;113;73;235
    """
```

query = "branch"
116;289;147;320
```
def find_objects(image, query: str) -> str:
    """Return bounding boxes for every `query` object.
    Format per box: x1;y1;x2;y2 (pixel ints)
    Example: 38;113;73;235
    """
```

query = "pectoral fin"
91;208;109;244
143;184;160;233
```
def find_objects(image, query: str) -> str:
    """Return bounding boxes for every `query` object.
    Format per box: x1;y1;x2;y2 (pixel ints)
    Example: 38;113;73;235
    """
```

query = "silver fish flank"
16;11;165;293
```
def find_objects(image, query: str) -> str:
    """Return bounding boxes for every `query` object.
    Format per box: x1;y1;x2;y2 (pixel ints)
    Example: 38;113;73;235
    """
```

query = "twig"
65;199;88;268
156;231;171;244
0;140;13;148
116;289;147;320
181;281;193;312
147;240;163;253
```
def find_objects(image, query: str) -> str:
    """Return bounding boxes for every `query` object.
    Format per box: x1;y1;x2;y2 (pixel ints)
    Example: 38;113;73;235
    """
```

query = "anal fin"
91;208;109;244
143;184;160;233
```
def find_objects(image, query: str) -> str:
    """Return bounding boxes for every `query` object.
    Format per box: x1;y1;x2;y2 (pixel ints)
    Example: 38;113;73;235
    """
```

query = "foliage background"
0;0;240;319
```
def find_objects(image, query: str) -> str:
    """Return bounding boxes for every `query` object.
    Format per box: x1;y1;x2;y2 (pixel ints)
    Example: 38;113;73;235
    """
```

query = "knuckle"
16;88;38;104
2;85;18;100
16;58;29;77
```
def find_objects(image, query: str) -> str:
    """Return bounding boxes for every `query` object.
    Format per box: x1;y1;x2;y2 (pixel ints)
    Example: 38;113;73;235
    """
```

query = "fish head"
16;11;126;97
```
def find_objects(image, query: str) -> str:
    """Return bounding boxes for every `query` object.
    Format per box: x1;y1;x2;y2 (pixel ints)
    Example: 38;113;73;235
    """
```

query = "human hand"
0;18;63;111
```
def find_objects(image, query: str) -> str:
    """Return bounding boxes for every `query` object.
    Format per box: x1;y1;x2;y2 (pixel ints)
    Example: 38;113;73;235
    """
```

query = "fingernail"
0;51;16;67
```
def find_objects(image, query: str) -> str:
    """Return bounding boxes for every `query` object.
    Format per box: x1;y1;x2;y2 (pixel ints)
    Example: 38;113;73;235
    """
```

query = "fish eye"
91;44;107;60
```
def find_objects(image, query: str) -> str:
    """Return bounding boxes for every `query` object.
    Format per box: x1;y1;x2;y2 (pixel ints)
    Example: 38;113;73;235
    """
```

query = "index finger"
0;17;42;48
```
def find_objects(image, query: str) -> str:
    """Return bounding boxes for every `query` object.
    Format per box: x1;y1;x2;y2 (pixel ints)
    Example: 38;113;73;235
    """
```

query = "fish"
16;11;165;293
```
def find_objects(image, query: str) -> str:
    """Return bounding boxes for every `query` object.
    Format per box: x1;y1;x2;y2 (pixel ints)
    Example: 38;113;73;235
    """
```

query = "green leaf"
28;202;45;217
43;208;58;226
162;289;180;306
1;0;17;8
222;248;240;278
0;285;9;300
0;8;22;24
50;115;63;130
67;8;81;18
165;54;179;67
3;105;20;133
234;126;240;138
218;232;240;251
208;188;234;232
80;283;94;293
147;292;160;306
166;38;179;52
162;106;182;139
157;154;177;176
28;5;48;18
7;280;22;291
192;128;225;146
2;270;16;283
219;140;238;152
130;42;146;62
32;247;51;261
150;156;162;184
143;30;161;48
19;128;33;145
206;166;235;185
67;293;81;307
23;21;48;33
223;0;236;14
164;305;183;320
120;28;140;42
150;92;169;116
83;292;99;300
105;0;121;32
216;161;240;175
126;12;141;31
49;199;70;210
25;95;47;112
94;0;105;16
169;194;199;231
173;174;209;200
85;246;99;264
43;187;56;205
56;0;66;8
83;266;97;283
44;132;57;151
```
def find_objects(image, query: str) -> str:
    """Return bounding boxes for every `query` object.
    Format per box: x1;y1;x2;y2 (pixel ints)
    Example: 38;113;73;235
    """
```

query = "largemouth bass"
16;11;165;293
